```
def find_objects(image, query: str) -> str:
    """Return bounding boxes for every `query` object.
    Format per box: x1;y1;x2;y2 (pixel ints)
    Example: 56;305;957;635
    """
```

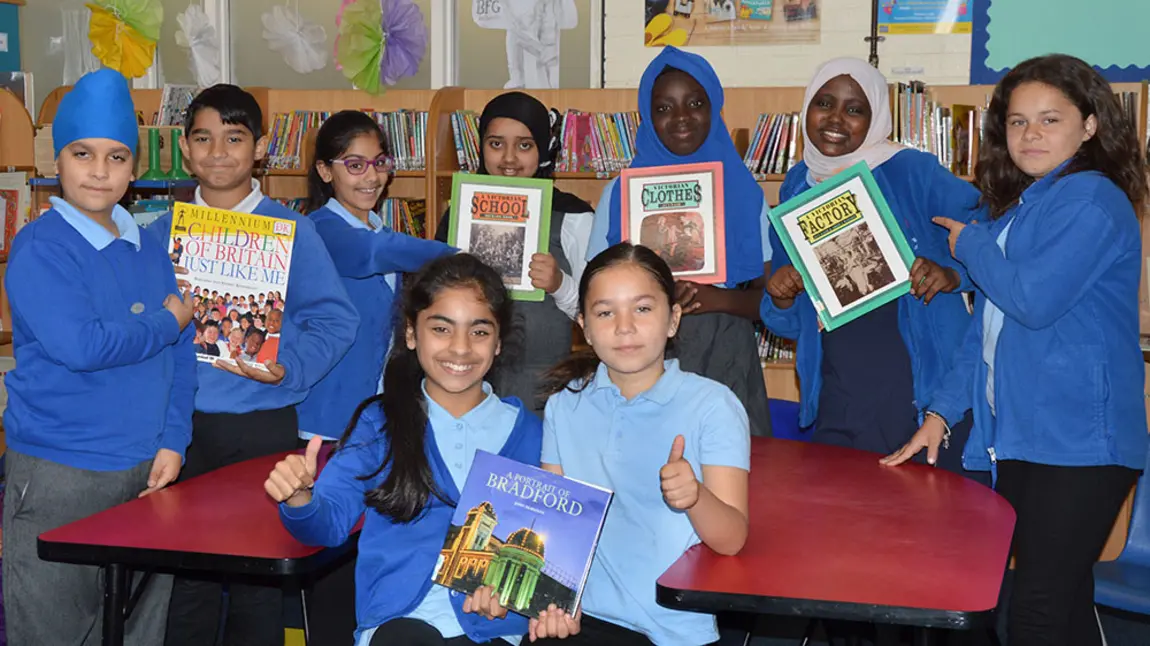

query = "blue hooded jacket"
760;150;980;427
926;168;1148;473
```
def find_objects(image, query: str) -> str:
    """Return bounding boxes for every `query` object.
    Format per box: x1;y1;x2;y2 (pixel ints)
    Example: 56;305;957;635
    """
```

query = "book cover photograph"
620;161;726;284
168;202;295;369
433;451;612;618
767;162;914;331
448;174;553;302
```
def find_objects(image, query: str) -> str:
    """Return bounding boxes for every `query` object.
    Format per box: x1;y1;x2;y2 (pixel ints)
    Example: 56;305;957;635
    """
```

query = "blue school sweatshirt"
4;199;196;470
926;168;1149;472
760;150;980;428
297;199;455;439
148;198;358;414
280;398;541;643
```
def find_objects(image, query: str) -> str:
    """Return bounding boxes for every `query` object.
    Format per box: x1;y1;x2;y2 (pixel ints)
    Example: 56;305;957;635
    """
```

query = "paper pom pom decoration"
262;2;328;75
86;0;163;78
335;0;428;95
176;4;221;87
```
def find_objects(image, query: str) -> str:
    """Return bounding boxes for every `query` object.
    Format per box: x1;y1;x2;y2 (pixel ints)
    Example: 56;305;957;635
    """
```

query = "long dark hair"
976;54;1147;219
305;110;388;214
539;243;677;397
338;254;515;522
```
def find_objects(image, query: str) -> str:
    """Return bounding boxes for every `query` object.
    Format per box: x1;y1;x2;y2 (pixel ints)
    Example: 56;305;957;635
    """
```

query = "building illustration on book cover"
168;202;295;369
433;451;612;617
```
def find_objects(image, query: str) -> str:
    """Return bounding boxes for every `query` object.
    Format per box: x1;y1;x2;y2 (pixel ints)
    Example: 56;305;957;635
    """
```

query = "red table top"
656;438;1016;628
38;451;341;576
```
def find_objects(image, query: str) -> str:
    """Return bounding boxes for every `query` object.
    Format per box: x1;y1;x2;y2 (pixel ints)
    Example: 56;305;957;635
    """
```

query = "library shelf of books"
3;80;1150;560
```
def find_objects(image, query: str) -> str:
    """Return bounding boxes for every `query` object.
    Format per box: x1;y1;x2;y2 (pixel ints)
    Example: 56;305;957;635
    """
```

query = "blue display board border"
970;0;1150;84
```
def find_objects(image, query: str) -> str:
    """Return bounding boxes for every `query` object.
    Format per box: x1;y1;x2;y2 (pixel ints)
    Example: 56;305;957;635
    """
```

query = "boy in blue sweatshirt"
2;68;196;645
144;84;359;646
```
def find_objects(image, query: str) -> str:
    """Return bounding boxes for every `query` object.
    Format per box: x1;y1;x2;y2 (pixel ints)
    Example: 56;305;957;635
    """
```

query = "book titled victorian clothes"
433;451;612;618
619;161;727;284
767;161;914;331
448;173;553;302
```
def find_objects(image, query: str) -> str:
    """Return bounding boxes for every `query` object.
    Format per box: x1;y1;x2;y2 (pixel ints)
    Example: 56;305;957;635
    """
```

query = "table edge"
37;537;352;578
655;583;987;630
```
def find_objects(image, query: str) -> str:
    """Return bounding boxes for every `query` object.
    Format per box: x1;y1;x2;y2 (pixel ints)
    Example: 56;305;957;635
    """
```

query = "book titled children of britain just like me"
433;451;612;618
768;161;914;331
168;202;295;369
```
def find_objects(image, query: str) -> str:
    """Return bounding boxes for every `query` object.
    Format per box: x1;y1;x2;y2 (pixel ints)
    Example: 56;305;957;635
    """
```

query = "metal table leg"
103;563;127;646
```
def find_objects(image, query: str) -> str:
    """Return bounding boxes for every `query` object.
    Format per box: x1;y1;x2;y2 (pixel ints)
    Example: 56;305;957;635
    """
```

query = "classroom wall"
229;0;432;91
604;0;972;88
457;0;593;89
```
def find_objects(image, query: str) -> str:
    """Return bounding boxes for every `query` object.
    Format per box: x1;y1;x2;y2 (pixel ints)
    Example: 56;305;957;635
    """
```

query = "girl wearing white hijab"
761;57;984;477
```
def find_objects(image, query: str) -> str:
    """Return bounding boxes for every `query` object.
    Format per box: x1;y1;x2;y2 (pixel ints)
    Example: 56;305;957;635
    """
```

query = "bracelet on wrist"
923;410;952;450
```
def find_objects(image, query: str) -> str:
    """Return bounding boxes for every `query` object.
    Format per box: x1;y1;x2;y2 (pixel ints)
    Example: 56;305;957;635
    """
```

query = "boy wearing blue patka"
2;68;197;645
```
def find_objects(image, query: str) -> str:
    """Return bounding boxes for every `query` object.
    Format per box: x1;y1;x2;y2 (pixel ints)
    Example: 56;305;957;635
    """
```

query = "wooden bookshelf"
252;88;438;205
425;86;811;231
0;88;34;172
37;86;165;126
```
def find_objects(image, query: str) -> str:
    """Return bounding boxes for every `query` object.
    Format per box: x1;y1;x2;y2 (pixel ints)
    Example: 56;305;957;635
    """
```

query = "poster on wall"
473;0;578;89
877;0;971;35
970;0;1150;83
644;0;819;47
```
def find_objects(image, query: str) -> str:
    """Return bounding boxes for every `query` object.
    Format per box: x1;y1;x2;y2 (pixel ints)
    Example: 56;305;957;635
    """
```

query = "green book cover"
448;173;554;303
767;162;914;331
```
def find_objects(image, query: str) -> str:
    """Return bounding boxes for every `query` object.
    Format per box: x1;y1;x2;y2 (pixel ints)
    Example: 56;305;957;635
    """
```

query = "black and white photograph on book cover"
813;222;896;308
470;222;527;285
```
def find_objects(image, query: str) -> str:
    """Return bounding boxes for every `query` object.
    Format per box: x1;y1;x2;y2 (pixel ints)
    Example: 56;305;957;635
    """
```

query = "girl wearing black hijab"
436;91;596;414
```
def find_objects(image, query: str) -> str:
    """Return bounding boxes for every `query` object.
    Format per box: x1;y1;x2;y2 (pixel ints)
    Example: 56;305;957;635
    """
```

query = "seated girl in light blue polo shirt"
530;242;752;646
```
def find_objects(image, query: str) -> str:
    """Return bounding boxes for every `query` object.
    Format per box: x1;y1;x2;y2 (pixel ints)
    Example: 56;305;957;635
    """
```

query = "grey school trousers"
3;449;173;646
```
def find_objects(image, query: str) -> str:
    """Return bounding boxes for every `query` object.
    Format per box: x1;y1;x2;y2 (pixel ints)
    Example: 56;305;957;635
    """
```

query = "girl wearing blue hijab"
587;46;772;437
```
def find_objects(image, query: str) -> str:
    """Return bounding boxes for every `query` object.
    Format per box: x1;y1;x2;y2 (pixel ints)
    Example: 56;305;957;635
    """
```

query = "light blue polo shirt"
50;196;141;250
542;359;750;646
981;217;1015;416
356;381;524;646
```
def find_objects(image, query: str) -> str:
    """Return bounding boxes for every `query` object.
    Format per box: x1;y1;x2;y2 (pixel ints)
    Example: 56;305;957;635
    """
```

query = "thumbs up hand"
660;435;700;510
264;436;323;507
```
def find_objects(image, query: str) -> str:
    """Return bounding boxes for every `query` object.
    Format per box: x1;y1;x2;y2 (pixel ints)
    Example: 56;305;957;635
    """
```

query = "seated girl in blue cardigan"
266;253;542;646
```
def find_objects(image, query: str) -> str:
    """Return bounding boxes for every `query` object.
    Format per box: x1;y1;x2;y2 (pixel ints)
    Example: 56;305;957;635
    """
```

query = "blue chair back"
768;399;807;442
1117;446;1150;563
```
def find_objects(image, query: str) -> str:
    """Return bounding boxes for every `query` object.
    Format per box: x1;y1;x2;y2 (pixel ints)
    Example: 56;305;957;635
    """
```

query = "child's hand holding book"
765;266;806;310
462;586;508;620
164;290;195;330
528;606;582;642
264;436;321;507
216;356;287;385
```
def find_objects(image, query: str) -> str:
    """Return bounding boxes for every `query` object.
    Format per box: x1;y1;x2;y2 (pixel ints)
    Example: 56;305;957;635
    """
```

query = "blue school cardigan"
280;398;542;643
297;201;455;439
760;149;980;428
148;199;359;414
926;168;1148;472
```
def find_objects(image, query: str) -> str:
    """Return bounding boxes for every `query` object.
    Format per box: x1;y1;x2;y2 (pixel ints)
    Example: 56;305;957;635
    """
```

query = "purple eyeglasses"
329;155;396;175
